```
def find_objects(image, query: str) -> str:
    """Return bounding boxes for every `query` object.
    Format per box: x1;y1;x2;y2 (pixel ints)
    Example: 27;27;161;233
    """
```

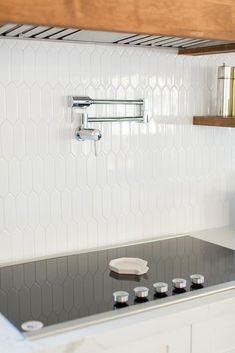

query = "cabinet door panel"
98;326;191;353
192;314;235;353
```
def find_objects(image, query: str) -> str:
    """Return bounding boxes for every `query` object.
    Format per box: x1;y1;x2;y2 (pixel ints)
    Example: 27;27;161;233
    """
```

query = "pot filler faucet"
69;96;148;156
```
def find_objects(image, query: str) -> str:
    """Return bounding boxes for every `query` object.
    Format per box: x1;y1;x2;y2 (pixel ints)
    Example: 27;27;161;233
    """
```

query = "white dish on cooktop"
109;257;149;275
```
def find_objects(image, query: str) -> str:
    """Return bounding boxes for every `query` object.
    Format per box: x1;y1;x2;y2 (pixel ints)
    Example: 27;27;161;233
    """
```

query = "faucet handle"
75;128;101;142
94;140;98;157
75;127;101;156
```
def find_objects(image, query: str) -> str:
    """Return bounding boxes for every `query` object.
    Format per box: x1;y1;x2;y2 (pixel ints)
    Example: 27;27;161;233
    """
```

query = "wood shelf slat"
193;116;235;127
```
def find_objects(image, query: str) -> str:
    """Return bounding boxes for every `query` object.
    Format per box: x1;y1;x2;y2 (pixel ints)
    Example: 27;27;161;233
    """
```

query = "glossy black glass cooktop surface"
1;236;235;331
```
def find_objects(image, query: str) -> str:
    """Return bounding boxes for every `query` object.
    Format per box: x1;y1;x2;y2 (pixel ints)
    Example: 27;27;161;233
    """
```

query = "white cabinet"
112;326;191;353
94;325;191;353
192;313;235;353
34;326;191;353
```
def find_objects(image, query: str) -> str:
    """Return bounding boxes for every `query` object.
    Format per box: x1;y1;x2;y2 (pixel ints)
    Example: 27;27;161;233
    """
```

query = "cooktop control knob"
153;282;168;293
134;286;149;298
190;274;204;285
113;291;129;304
172;278;187;289
21;321;44;332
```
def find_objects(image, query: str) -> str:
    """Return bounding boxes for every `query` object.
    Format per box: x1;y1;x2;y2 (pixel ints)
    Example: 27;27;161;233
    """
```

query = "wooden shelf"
1;0;235;43
193;116;235;128
179;43;235;56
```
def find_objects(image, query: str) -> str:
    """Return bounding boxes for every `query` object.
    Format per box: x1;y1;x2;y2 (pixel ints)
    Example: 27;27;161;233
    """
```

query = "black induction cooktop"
1;236;235;333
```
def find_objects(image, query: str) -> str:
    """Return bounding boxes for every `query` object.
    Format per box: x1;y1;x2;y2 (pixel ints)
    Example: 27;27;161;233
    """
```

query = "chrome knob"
134;287;149;298
113;291;129;304
190;274;204;285
172;278;187;289
153;282;168;293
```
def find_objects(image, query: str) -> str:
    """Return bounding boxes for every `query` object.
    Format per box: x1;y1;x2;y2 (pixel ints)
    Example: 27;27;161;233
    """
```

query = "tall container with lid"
216;63;234;117
232;67;235;116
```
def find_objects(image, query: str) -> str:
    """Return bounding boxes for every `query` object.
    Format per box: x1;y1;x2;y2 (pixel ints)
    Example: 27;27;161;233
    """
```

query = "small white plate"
109;257;149;275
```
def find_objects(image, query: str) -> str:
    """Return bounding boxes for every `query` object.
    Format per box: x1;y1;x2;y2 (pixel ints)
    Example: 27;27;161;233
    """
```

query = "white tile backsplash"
0;38;235;264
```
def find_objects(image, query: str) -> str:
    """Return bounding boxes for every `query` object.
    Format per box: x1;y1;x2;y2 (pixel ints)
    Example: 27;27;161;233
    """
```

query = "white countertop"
191;226;235;250
2;226;235;353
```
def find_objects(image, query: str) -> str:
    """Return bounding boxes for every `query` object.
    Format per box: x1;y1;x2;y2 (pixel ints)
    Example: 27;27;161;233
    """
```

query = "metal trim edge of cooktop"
24;275;235;340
